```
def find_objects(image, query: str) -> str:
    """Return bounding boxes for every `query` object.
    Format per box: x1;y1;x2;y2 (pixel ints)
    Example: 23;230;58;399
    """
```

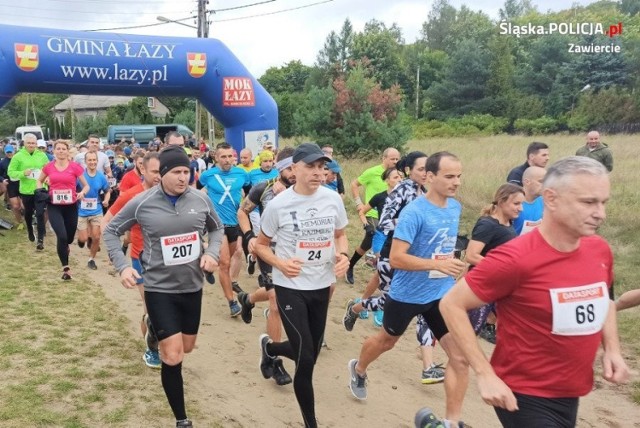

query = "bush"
412;114;508;138
513;116;561;135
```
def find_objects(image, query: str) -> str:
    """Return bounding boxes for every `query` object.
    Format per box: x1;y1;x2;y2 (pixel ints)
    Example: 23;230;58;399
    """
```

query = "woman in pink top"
37;140;89;280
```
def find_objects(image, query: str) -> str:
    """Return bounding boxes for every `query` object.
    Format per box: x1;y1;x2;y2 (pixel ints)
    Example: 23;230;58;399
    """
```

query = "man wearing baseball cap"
255;142;349;428
104;145;224;428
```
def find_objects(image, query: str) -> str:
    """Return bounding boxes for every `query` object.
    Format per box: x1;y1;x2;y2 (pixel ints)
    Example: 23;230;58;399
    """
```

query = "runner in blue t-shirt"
77;151;111;270
199;143;250;317
512;165;546;235
348;152;468;428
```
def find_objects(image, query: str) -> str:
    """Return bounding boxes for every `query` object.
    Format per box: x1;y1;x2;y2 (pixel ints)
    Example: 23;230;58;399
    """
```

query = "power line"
211;0;334;23
211;0;276;13
0;4;192;15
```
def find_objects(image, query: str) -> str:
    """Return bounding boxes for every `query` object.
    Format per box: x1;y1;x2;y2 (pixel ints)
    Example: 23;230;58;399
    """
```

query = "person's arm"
103;198;139;274
600;300;629;384
465;239;487;266
203;198;224;266
77;175;90;200
440;278;519;410
7;154;24;181
36;169;48;190
616;289;640;311
333;227;349;277
350;178;363;206
604;151;613;172
389;238;466;277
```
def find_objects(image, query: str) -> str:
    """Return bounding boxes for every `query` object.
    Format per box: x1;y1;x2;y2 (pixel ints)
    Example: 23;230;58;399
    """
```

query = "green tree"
259;60;313;94
173;109;196;133
296;65;409;158
351;20;404;89
422;0;457;52
620;0;640;16
425;39;491;118
499;0;534;20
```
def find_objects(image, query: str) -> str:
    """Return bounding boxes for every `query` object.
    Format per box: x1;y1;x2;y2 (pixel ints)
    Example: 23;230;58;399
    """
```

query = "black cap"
159;145;191;177
292;142;331;164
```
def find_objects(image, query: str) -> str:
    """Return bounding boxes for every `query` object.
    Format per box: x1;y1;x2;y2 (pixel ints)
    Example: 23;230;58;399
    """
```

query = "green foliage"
351;20;404;88
568;87;640;131
74;116;108;140
425;39;491;118
259;60;313;94
173;110;196;134
295;66;409;158
272;92;305;138
413;114;509;138
513;116;563;135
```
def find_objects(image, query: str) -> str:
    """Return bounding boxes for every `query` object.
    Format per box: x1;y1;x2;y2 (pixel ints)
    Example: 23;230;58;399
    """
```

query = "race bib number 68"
549;282;609;336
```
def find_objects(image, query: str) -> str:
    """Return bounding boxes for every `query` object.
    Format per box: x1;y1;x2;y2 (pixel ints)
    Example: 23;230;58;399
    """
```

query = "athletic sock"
161;362;187;421
349;251;363;269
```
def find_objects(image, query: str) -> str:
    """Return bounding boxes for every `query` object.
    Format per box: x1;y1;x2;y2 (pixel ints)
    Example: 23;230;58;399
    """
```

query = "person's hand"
278;258;303;278
436;258;467;277
602;351;630;384
476;372;519;411
102;199;109;207
24;169;32;177
272;180;285;195
248;237;257;254
119;267;140;289
77;191;85;201
364;223;375;236
200;254;219;274
334;253;349;277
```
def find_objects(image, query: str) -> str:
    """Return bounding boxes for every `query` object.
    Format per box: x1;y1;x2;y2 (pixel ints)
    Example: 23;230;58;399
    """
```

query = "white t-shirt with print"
260;185;348;291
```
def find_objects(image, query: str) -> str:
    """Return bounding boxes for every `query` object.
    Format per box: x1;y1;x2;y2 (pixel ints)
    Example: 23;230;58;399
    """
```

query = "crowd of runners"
0;130;638;428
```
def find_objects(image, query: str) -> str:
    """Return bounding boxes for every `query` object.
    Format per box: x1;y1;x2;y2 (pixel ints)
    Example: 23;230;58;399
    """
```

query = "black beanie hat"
159;145;191;177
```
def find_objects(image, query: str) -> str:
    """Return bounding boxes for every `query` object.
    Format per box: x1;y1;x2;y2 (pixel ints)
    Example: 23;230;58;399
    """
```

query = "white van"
15;125;44;141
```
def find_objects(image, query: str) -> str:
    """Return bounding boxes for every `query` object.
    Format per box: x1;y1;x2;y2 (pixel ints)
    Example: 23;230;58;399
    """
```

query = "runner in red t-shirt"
434;156;629;428
118;151;145;192
102;152;161;369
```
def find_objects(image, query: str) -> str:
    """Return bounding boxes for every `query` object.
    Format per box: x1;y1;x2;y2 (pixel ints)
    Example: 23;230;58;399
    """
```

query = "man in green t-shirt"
346;147;400;284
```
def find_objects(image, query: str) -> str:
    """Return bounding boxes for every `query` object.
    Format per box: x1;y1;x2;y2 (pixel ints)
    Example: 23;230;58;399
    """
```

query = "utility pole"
415;66;420;119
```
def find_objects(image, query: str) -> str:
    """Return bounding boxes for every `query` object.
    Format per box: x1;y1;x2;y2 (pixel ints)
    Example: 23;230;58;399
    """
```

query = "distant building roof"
53;95;137;111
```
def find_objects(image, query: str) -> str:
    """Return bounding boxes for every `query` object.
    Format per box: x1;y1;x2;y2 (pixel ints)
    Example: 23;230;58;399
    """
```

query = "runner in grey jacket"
103;184;224;293
103;146;224;428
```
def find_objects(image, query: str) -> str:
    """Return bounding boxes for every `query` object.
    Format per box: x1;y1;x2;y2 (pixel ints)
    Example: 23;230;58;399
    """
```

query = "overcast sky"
1;0;599;77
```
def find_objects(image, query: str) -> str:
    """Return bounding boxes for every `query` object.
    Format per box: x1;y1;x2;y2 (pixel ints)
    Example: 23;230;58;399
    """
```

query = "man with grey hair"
432;156;628;428
576;130;613;172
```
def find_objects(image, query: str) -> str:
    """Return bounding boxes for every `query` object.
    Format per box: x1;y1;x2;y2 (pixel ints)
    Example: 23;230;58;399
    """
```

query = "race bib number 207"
161;231;201;266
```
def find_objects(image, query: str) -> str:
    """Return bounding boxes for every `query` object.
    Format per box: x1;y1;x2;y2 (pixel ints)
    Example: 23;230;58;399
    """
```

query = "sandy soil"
84;253;640;428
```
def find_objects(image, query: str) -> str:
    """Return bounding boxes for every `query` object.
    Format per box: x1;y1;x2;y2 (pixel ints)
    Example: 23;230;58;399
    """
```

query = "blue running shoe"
372;310;383;327
143;349;161;369
354;298;369;319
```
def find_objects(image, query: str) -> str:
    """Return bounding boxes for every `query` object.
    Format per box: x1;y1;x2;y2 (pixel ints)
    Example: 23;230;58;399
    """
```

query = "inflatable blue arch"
0;24;278;152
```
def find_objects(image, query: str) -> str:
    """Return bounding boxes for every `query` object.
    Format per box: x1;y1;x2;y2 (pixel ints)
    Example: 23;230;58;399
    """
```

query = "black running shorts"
144;289;203;341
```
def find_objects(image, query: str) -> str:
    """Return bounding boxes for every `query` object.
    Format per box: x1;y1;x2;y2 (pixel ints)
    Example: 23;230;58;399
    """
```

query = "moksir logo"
15;43;39;72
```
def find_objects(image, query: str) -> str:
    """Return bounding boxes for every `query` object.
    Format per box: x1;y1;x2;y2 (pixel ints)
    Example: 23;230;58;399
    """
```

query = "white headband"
276;156;293;172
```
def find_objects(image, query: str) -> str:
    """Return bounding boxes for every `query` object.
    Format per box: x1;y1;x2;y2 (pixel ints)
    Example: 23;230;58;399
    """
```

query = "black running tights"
269;286;330;428
20;193;45;241
47;203;78;267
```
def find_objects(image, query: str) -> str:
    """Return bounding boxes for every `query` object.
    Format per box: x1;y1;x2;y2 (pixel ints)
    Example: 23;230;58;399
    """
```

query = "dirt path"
85;253;640;427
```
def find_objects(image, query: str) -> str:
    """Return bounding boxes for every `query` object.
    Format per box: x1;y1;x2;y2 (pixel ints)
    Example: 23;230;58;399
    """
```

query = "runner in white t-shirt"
255;143;349;428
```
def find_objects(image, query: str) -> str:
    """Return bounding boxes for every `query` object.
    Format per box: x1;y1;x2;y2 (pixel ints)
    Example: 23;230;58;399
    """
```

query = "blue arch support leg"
0;24;278;152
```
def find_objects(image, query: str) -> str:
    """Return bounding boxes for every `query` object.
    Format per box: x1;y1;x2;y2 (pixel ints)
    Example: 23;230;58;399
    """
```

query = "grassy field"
0;133;638;426
0;225;182;427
